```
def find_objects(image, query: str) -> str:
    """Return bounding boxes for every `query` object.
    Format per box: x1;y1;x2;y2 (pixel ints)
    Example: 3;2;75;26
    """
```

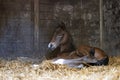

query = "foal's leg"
52;56;97;65
66;56;97;63
52;58;83;65
80;56;97;63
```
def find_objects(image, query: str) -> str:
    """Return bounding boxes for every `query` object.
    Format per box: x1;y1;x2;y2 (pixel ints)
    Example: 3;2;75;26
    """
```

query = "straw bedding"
0;56;120;80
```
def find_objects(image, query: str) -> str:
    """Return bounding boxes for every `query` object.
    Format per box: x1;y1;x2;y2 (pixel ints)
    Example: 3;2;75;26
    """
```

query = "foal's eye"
58;34;64;37
55;30;60;35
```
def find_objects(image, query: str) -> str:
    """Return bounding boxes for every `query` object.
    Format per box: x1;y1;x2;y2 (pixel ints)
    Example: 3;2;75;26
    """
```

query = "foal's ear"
57;22;66;30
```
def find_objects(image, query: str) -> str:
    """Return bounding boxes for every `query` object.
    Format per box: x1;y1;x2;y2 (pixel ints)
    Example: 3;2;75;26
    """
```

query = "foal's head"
48;22;66;50
48;22;75;52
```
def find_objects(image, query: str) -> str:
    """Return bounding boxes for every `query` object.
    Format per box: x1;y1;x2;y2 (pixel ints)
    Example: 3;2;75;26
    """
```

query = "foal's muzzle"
48;42;57;50
48;36;63;50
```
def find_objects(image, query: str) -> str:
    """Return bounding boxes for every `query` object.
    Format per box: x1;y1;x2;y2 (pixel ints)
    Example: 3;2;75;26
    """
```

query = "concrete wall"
103;0;120;56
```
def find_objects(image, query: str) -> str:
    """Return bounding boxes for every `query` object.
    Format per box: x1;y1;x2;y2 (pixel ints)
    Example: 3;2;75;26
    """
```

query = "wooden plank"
100;0;103;48
34;0;39;53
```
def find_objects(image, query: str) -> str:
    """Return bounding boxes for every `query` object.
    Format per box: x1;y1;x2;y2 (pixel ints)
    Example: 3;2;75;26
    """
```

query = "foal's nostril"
48;42;56;50
50;44;53;48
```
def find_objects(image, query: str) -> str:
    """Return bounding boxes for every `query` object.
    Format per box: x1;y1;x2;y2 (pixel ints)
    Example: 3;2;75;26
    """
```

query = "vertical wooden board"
99;0;103;48
34;0;39;54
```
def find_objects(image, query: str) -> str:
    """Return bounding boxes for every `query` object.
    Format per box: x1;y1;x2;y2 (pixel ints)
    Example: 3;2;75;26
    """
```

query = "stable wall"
0;0;34;58
103;0;120;56
0;0;119;59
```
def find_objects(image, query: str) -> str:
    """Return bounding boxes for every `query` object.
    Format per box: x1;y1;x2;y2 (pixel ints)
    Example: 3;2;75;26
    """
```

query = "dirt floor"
0;56;120;80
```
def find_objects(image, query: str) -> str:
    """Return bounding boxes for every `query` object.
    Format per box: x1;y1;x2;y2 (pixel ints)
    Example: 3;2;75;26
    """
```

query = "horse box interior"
0;0;119;59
